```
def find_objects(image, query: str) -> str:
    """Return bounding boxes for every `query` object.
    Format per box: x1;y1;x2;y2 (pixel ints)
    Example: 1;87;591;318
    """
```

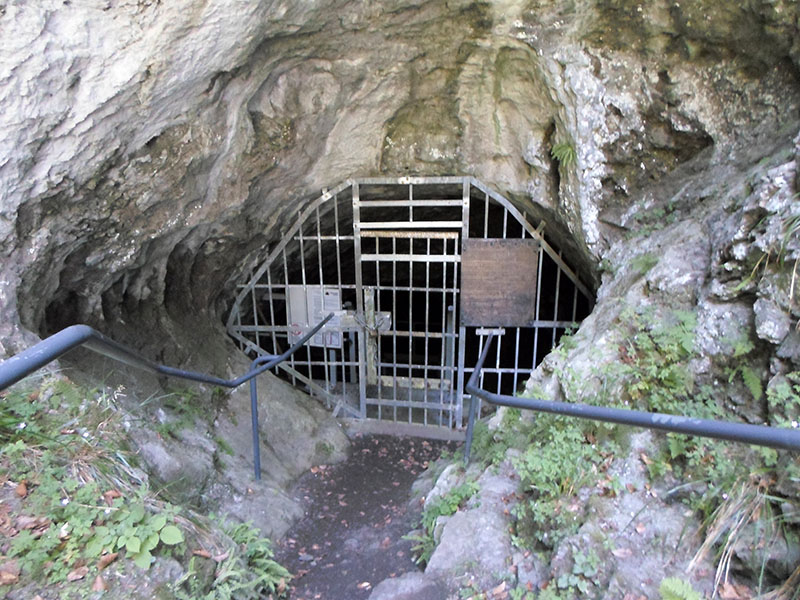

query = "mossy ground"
0;374;289;600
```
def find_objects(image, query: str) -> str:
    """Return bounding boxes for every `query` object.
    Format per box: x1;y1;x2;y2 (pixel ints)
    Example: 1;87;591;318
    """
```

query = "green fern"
739;365;763;401
659;577;702;600
551;142;577;167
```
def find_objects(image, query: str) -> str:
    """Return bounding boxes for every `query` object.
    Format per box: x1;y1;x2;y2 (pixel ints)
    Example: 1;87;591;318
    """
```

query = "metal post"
0;316;334;481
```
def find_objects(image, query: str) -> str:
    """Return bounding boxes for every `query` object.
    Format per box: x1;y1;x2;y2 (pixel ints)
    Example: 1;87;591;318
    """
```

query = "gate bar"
464;334;800;462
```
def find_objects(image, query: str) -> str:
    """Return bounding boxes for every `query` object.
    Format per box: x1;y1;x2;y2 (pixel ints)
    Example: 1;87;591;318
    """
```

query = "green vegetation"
767;371;800;431
630;252;659;275
214;435;235;456
174;522;290;600
0;375;289;599
659;577;702;600
151;386;206;439
509;587;536;600
468;306;800;597
736;204;800;294
511;414;618;549
407;479;480;566
550;142;577;168
723;335;763;402
616;308;701;415
624;199;680;239
555;549;600;596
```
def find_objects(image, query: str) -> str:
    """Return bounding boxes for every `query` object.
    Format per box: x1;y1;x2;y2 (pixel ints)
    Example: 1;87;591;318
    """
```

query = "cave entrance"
227;177;593;430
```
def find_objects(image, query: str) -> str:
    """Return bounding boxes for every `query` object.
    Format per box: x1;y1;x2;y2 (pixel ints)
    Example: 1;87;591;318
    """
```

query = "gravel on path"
274;434;456;600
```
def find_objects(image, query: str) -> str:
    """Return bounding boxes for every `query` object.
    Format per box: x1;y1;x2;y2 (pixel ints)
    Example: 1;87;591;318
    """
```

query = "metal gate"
227;177;593;430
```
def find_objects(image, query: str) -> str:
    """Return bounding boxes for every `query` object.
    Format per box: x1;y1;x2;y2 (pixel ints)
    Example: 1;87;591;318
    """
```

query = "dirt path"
274;434;455;600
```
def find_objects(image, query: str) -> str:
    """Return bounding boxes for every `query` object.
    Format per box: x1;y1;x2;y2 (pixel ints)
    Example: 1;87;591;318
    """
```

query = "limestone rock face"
425;456;519;590
1;0;799;564
1;0;798;359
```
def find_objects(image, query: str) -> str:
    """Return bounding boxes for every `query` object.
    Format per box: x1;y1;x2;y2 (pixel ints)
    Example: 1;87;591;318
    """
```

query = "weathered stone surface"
132;428;216;503
2;0;799;359
754;297;793;345
423;464;462;511
205;366;349;537
546;432;716;600
6;556;186;600
732;521;800;582
368;571;446;600
424;456;518;590
1;0;800;593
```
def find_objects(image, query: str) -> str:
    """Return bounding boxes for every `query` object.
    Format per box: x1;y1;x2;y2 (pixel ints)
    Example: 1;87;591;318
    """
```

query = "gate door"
353;181;468;427
226;177;595;431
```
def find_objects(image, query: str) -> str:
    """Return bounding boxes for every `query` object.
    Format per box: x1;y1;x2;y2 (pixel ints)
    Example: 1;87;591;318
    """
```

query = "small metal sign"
461;239;539;327
287;285;343;348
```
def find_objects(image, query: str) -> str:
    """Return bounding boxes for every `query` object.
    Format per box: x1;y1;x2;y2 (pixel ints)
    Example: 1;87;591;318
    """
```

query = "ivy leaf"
132;550;153;570
126;536;141;554
94;525;110;538
159;525;184;546
85;536;106;558
127;504;145;525
151;514;167;532
142;533;160;552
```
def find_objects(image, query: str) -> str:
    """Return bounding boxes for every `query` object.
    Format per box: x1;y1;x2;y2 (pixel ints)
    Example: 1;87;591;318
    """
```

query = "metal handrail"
0;314;335;480
464;333;800;463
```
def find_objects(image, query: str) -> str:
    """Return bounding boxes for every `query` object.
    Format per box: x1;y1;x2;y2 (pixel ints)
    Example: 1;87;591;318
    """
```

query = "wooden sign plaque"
461;238;539;327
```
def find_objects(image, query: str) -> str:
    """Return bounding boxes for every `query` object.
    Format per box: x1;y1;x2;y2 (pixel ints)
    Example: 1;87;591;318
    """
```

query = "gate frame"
226;176;593;429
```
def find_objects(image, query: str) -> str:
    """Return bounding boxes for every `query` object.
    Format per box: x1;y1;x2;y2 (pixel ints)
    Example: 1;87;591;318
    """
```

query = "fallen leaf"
639;452;653;465
492;580;508;596
612;547;632;558
16;515;50;538
98;552;119;569
15;481;27;497
720;582;752;600
103;490;122;505
67;566;89;582
192;549;212;559
92;575;109;592
626;483;637;493
357;581;371;590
